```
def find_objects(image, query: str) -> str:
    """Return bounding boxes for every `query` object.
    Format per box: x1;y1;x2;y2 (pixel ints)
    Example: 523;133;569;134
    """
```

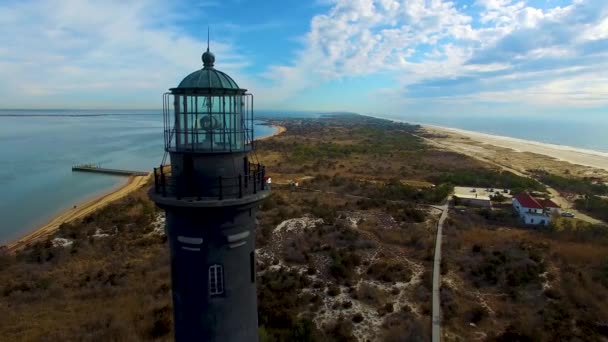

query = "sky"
0;0;607;118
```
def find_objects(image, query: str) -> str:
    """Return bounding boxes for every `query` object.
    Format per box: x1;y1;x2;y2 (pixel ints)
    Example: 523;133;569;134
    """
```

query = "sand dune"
425;125;608;172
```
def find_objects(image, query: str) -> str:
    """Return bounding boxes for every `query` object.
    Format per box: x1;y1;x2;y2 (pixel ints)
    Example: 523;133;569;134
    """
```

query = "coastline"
257;124;286;141
4;124;287;253
423;124;608;172
421;124;607;224
369;113;608;169
5;175;151;253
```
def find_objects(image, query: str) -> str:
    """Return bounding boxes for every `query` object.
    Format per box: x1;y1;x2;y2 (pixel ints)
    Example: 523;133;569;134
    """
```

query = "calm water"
389;113;608;153
0;110;276;244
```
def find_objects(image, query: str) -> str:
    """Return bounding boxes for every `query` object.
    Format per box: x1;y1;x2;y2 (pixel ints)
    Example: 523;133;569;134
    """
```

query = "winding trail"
432;200;449;342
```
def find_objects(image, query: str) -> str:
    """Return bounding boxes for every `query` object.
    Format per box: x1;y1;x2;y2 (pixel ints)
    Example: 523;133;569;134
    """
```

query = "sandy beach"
422;125;608;181
5;174;151;252
5;124;287;253
257;125;286;141
426;125;608;172
421;125;608;224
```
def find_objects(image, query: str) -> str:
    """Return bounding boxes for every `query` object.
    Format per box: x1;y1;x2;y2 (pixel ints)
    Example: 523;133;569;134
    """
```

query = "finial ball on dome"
202;50;215;68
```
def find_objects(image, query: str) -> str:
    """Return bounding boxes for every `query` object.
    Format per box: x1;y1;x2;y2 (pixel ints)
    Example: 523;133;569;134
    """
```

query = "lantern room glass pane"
171;94;247;152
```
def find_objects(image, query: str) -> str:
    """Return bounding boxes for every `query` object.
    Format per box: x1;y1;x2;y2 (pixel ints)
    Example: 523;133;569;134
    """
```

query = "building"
453;186;511;208
453;193;492;208
149;45;270;341
539;198;561;214
512;193;559;226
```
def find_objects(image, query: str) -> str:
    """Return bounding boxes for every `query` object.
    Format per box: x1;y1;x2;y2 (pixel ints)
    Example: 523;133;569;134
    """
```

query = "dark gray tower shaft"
160;202;260;340
153;151;268;340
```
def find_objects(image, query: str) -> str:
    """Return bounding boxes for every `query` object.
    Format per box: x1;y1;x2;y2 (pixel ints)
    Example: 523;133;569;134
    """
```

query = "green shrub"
365;261;412;283
533;170;608;196
430;169;545;192
329;249;361;281
575;195;608;222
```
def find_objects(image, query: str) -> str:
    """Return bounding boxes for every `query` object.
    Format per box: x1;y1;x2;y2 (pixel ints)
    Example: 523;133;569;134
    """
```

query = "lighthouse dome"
172;49;245;94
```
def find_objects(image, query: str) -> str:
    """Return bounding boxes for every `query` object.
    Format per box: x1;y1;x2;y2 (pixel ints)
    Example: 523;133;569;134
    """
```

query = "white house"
512;193;558;226
538;198;561;214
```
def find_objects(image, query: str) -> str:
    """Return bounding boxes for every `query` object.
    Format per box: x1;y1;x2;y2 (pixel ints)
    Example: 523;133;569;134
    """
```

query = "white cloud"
0;0;247;108
1;0;607;112
259;0;475;108
260;0;608;112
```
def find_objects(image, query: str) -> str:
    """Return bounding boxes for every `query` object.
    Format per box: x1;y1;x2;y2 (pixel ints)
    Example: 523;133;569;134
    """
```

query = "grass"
429;169;546;193
0;191;172;341
575;195;608;222
2;113;606;341
533;169;608;196
442;213;608;340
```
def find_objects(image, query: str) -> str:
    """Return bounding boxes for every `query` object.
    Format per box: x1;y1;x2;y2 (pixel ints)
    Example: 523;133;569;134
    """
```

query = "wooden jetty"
72;164;149;177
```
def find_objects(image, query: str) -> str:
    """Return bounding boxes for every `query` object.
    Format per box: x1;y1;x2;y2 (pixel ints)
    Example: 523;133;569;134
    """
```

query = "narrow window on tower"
208;264;224;296
250;251;255;283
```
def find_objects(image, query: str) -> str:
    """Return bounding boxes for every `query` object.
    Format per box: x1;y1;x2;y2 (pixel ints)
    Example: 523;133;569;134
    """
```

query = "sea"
1;109;606;243
387;113;608;153
0;109;281;244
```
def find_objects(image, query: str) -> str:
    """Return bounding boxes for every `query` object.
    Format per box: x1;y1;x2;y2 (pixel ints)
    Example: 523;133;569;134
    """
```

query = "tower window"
209;264;224;296
250;251;255;283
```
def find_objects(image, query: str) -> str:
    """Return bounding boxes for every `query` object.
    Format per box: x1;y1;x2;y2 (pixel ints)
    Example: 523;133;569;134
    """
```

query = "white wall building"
512;193;559;226
454;193;492;208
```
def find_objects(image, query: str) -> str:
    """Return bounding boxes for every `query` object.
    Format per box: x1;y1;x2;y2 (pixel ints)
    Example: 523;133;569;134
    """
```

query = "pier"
72;164;149;177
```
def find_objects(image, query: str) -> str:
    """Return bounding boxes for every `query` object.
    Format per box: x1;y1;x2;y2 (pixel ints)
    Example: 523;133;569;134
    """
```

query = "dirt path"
432;201;449;342
6;174;150;253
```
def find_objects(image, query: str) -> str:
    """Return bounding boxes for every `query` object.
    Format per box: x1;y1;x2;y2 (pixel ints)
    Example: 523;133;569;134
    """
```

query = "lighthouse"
150;43;270;341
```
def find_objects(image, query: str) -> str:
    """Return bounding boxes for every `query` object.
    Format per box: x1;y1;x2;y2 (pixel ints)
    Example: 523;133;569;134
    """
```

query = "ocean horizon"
380;113;608;153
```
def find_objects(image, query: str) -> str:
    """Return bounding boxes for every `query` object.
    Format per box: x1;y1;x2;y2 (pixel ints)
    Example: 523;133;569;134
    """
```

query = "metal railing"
152;163;268;200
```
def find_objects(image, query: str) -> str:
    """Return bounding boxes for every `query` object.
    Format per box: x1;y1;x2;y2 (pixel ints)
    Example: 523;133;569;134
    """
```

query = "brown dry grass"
0;190;172;341
442;213;608;341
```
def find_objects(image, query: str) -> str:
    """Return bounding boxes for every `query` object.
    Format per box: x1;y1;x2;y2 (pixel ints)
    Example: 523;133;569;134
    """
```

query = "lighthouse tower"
150;44;270;341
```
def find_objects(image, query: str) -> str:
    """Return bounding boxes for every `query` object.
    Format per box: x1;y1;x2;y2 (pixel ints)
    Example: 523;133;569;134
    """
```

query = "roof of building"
454;194;491;201
172;48;244;94
513;193;544;209
453;186;512;200
539;199;560;208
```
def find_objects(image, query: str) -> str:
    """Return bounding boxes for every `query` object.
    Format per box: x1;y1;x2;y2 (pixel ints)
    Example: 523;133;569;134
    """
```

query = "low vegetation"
2;113;606;341
0;192;171;341
575;195;608;222
442;210;608;341
429;169;545;193
533;169;608;196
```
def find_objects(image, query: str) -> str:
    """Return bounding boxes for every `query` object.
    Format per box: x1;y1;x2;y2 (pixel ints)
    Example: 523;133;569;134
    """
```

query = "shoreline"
5;174;151;253
369;113;608;162
257;124;286;141
4;124;287;253
423;124;608;172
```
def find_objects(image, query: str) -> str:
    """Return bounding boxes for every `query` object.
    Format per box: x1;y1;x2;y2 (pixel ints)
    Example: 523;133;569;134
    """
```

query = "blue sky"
0;0;607;118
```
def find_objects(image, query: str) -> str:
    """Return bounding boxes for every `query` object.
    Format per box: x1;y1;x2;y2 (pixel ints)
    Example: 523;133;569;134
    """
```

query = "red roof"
539;199;560;208
514;193;543;209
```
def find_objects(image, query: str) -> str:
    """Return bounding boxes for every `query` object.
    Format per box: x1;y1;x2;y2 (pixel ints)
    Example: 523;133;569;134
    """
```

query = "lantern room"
163;48;253;153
